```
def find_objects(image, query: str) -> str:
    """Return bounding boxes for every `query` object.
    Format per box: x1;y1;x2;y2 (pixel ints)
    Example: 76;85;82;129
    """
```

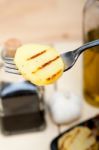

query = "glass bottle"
83;0;99;107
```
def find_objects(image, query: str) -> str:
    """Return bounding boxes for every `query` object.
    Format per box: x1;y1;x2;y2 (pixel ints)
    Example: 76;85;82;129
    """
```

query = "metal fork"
1;39;99;74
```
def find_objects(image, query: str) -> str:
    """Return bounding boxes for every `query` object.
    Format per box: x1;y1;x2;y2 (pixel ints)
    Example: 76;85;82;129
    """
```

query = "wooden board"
0;0;84;43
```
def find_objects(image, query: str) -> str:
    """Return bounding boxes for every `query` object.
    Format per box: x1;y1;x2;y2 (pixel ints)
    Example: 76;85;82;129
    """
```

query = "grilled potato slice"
58;127;98;150
14;44;64;85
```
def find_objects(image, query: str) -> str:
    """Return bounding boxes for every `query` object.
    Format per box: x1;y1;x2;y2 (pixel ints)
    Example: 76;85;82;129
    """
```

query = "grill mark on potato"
61;135;71;150
68;128;80;145
87;133;93;138
32;56;60;73
86;143;97;150
27;50;46;60
46;69;62;81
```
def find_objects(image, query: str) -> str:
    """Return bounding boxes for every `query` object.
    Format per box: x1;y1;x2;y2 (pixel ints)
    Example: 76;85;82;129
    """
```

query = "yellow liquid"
83;27;99;107
84;47;99;107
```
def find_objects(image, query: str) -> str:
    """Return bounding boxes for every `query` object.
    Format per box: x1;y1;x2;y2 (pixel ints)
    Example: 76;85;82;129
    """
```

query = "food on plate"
4;38;22;57
58;126;98;150
14;44;64;86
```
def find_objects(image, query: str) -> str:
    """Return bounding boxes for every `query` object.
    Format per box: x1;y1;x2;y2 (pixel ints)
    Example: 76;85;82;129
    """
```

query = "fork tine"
4;64;18;70
4;61;18;70
2;58;20;74
3;57;17;71
1;51;21;75
2;56;15;62
4;59;15;64
4;67;20;75
4;61;16;66
5;70;20;75
3;58;14;62
3;61;15;68
2;56;14;61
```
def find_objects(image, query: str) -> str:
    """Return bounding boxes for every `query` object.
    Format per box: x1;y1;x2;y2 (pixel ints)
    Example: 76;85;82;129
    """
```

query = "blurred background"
0;1;99;150
0;0;84;43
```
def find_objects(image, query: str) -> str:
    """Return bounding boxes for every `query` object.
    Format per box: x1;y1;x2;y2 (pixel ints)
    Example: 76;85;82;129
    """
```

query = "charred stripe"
27;50;46;60
68;128;80;145
87;133;93;138
32;55;60;73
86;143;97;150
46;69;62;81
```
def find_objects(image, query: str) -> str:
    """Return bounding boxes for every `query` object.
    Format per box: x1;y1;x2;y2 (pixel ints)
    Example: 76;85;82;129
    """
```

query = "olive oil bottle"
83;0;99;107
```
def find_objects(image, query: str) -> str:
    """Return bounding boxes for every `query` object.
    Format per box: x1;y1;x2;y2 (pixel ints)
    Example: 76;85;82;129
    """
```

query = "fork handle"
74;39;99;55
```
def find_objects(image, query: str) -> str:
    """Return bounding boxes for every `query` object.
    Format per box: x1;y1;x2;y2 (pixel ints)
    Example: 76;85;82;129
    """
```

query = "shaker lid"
0;81;38;99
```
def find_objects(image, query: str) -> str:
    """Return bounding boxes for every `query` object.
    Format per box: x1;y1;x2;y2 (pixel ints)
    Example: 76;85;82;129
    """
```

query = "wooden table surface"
0;0;84;43
0;41;99;150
